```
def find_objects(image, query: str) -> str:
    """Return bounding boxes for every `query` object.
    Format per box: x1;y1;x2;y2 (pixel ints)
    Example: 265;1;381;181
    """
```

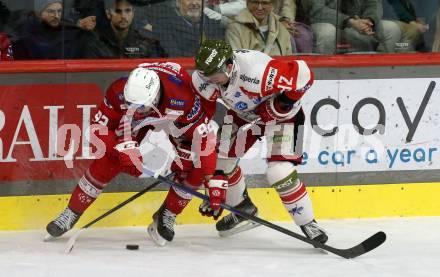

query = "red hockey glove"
255;95;300;124
199;173;228;220
115;141;143;176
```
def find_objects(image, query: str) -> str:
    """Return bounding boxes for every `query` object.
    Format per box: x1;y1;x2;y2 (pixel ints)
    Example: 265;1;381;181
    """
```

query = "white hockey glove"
115;141;144;176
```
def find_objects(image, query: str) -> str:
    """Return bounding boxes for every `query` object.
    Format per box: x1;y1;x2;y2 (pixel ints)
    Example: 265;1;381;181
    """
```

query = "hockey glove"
115;140;143;176
199;173;228;220
255;95;301;124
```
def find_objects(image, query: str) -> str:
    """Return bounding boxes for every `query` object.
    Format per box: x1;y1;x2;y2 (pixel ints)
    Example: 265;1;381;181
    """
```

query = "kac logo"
253;97;262;105
198;82;209;92
289;205;304;215
235;101;248;110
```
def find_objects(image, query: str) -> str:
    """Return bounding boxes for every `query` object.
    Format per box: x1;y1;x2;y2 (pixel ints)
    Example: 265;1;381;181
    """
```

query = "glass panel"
1;0;440;61
1;0;83;60
334;0;440;54
333;0;391;54
145;0;221;58
73;0;167;59
382;0;439;53
300;0;339;54
214;0;315;56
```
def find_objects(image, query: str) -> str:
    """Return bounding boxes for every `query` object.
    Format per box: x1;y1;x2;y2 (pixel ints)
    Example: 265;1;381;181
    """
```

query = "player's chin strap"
142;168;386;259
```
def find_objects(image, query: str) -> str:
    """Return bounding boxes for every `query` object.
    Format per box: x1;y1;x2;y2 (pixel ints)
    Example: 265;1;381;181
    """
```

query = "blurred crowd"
0;0;439;60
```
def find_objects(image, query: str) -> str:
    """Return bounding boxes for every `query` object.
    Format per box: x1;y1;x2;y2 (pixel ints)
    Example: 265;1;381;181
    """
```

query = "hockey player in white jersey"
191;39;328;243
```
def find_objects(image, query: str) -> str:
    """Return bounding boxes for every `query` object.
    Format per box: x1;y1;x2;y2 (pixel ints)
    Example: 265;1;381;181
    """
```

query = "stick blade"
361;231;386;253
340;231;386;259
64;229;84;254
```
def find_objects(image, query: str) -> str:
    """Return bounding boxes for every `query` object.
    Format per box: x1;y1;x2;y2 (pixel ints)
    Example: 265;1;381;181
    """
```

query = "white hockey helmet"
124;67;161;107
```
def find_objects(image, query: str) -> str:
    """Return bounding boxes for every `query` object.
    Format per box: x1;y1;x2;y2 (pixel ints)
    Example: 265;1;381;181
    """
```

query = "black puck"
126;244;139;250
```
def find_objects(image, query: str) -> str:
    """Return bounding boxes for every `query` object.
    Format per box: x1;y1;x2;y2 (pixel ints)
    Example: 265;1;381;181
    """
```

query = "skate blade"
43;233;57;242
147;221;168;247
218;221;261;237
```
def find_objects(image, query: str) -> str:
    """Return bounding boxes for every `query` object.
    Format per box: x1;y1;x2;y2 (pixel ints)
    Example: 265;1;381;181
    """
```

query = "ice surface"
0;217;439;277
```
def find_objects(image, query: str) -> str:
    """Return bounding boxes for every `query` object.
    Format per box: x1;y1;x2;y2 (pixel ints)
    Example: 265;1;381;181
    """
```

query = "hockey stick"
150;173;386;259
64;174;173;253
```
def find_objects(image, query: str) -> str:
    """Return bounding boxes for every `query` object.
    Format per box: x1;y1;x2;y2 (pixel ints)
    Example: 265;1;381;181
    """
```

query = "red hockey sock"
68;174;104;214
164;185;196;215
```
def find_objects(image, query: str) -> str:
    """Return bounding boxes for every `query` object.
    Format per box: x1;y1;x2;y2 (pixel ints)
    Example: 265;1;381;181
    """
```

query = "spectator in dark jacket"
386;0;429;51
65;0;105;31
0;1;9;32
146;0;225;57
12;0;81;60
0;1;12;60
303;0;402;53
78;0;166;58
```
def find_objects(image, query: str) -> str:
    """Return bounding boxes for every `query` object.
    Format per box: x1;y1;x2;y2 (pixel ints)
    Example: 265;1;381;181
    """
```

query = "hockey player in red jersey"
151;40;328;245
45;63;222;241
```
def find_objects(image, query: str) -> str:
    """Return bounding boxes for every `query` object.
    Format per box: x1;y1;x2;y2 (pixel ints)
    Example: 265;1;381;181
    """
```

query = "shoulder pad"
138;62;184;77
105;77;127;111
191;71;219;101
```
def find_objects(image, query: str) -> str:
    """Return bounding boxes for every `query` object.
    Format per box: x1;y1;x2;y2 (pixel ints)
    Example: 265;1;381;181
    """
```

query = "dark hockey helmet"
195;39;233;76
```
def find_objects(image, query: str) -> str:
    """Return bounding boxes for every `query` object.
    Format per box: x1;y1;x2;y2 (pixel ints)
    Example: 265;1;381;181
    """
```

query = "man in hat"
12;0;81;59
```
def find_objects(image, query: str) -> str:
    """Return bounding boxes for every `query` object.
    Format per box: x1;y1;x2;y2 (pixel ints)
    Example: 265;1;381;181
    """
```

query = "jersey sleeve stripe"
295;60;311;90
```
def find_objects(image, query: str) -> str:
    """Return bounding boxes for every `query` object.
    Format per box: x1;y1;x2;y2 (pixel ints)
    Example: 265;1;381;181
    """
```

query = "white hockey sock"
267;162;314;226
225;166;246;207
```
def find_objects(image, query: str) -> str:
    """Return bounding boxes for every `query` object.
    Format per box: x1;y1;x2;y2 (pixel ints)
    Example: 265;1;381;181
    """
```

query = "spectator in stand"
77;0;166;58
434;4;440;51
225;0;292;56
0;1;9;30
385;0;429;52
146;0;225;57
303;0;402;54
204;0;245;23
206;0;313;53
277;0;313;53
65;0;106;31
12;0;81;60
0;1;13;61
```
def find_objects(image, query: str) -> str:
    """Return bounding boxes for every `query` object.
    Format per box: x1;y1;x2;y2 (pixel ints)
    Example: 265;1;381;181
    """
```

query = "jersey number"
277;76;294;91
94;111;109;126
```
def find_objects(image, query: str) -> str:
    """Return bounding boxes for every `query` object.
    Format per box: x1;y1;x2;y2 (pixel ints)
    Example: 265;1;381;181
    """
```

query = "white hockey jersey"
191;49;313;122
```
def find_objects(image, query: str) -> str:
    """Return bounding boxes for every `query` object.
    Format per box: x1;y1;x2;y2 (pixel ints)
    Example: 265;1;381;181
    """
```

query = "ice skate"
300;219;328;244
148;204;177;246
216;196;260;237
45;207;81;240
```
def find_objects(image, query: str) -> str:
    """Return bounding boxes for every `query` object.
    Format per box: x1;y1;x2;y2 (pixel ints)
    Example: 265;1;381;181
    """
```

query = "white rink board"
299;78;440;173
0;217;439;277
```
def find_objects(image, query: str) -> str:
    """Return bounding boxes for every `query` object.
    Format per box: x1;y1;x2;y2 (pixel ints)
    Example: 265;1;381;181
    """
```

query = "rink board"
1;182;440;231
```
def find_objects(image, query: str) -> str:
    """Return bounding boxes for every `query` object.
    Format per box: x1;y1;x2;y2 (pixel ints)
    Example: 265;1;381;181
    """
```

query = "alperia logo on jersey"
205;49;218;65
265;67;278;90
240;74;260;84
